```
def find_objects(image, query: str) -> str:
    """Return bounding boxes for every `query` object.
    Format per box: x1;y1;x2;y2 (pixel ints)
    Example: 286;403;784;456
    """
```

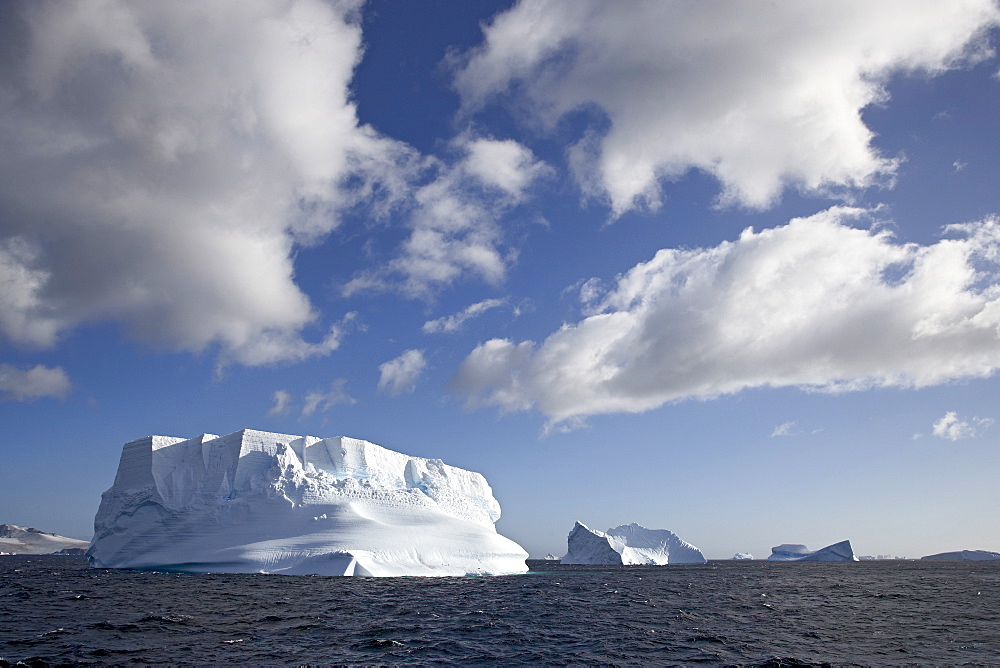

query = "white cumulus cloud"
462;137;551;202
0;363;71;402
453;207;1000;429
454;0;1000;215
378;349;427;395
343;136;547;299
0;0;414;365
931;411;994;441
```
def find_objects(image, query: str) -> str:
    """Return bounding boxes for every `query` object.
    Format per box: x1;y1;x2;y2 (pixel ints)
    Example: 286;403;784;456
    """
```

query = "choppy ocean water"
2;556;998;666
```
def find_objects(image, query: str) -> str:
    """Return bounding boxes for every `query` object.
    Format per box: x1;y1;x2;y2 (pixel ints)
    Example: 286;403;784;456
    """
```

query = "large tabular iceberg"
921;550;1000;561
562;522;707;565
88;429;528;576
767;541;858;562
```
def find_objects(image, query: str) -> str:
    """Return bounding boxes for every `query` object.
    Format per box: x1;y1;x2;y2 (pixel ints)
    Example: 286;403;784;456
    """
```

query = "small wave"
289;623;320;631
5;628;70;646
137;613;190;625
87;647;145;657
354;638;405;649
752;657;827;667
91;620;140;631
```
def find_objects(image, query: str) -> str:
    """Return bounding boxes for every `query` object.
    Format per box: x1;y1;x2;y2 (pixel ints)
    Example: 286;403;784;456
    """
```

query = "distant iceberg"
88;429;528;576
562;522;706;565
0;524;89;555
921;550;1000;561
768;541;857;562
732;552;754;560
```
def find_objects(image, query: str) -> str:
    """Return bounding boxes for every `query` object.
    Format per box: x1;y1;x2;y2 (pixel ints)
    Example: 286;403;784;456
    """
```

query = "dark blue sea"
2;556;998;666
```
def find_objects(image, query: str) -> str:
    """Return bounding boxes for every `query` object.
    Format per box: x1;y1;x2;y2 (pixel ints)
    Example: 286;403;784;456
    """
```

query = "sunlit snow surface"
0;524;88;555
767;541;858;562
562;522;707;565
88;429;528;576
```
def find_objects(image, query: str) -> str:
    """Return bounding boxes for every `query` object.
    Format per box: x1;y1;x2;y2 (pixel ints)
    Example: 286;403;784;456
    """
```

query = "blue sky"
3;0;1000;560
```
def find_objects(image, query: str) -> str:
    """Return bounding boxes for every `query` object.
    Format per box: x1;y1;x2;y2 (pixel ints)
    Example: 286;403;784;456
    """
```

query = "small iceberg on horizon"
562;522;707;565
767;541;857;562
732;552;754;560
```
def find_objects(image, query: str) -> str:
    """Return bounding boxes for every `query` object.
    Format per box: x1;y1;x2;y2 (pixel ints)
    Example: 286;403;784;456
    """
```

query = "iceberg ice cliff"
562;522;706;565
767;541;858;562
88;429;528;576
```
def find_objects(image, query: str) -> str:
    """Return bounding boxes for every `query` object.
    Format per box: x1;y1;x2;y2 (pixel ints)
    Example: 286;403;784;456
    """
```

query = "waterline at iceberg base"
88;429;528;577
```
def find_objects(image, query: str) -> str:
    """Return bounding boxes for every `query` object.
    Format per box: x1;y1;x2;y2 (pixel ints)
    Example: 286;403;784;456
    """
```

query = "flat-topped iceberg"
768;541;858;562
733;552;754;560
562;522;706;565
0;524;89;555
921;550;1000;561
88;429;528;576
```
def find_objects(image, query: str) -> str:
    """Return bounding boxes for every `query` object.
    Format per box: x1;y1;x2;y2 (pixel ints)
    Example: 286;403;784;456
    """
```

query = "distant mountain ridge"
0;524;90;555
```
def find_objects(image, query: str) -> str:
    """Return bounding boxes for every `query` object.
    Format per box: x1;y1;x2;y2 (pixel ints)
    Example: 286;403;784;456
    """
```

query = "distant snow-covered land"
0;524;89;555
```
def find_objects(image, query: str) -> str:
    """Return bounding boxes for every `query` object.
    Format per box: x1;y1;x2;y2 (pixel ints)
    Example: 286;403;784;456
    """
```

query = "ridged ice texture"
88;429;528;576
562;522;707;565
767;541;858;562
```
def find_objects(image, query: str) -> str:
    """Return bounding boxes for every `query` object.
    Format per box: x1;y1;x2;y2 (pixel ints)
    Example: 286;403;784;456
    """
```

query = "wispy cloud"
378;349;427;395
423;298;507;334
771;421;797;437
301;379;356;418
454;208;1000;429
0;364;71;402
931;411;994;441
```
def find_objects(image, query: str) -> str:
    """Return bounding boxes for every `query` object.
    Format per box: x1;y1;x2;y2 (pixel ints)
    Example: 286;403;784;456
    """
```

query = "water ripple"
1;556;998;665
